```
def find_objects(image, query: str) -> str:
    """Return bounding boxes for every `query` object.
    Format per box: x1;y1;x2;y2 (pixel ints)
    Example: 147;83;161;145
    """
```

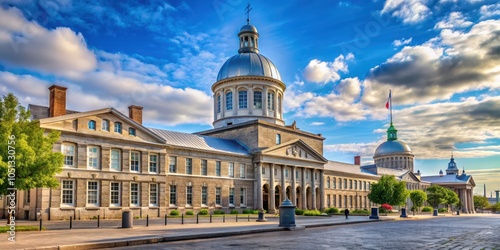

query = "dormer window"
114;122;122;133
102;119;110;131
129;127;136;136
88;120;96;130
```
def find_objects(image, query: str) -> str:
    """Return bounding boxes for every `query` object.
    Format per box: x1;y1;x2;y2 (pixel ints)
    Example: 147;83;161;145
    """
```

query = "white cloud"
381;0;431;24
303;53;354;84
0;7;97;77
392;37;412;47
480;3;500;19
309;122;325;126
434;12;473;29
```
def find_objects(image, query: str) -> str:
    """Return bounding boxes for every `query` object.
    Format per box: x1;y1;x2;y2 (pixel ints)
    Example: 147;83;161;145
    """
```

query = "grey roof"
149;128;249;156
28;104;79;120
324;161;378;178
374;140;412;157
376;167;409;177
421;174;471;184
217;52;281;81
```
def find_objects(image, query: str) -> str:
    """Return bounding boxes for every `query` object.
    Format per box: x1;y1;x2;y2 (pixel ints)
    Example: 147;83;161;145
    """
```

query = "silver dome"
217;53;281;81
374;140;412;157
239;24;258;34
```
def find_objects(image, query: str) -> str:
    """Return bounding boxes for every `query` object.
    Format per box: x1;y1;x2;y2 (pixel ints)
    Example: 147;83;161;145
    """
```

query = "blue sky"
1;0;499;196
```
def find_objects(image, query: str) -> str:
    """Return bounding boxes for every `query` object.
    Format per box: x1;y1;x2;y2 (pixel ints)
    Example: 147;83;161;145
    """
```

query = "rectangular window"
110;149;121;171
315;172;318;180
354;180;357;190
201;159;208;176
186;158;192;175
295;170;298;179
267;92;275;110
344;179;347;189
238;90;247;109
130;183;140;206
285;168;289;178
169;156;177;173
201;187;207;206
87;146;100;169
364;181;367;191
129;127;136;136
215;161;221;177
110;182;120;206
228;162;234;177
349;180;353;189
229;188;234;206
226;92;233;110
130;151;140;172
254;91;262;109
62;180;74;206
62;144;75;167
262;167;266;175
215;187;221;205
186;186;193;206
169;185;177;205
102;119;109;131
150;183;158;206
24;190;30;205
327;195;330;207
239;163;245;178
87;181;99;206
240;188;246;206
276;134;281;145
306;171;309;180
114;122;122;133
149;154;158;173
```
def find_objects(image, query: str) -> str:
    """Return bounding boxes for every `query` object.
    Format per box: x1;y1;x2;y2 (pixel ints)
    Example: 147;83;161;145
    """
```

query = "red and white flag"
386;90;391;109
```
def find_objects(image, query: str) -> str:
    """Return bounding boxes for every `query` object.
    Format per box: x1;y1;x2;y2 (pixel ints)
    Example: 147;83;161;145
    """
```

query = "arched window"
238;90;247;109
327;177;330;188
254;90;262;109
332;178;336;189
267;91;275;111
225;91;233;110
217;94;221;113
102;119;110;131
339;178;342;189
88;120;96;130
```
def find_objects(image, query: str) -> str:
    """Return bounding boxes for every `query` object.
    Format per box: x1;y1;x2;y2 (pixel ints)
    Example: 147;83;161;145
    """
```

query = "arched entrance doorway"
286;186;292;200
275;185;281;210
296;186;302;208
262;184;269;212
315;187;321;209
306;186;312;210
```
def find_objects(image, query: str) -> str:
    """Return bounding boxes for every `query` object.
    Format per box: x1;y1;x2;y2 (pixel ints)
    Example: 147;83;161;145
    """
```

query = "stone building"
1;19;475;220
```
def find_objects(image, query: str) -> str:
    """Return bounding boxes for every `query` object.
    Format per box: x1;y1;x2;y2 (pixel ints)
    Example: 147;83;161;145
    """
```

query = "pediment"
260;139;327;163
400;171;420;183
39;108;165;144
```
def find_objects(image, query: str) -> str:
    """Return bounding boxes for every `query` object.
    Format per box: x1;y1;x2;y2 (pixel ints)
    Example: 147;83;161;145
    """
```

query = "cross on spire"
245;2;252;24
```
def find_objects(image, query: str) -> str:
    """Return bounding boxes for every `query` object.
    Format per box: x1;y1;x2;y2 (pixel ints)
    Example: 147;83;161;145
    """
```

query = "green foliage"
251;210;259;214
352;209;370;215
325;207;339;214
169;210;180;216
443;188;459;209
295;209;304;215
438;208;447;213
410;190;428;212
230;210;239;214
0;225;44;232
426;185;448;208
421;206;433;212
474;195;490;210
367;175;409;206
198;209;209;215
490;203;500;212
0;93;64;194
242;209;252;214
213;210;225;215
185;210;194;215
303;210;321;216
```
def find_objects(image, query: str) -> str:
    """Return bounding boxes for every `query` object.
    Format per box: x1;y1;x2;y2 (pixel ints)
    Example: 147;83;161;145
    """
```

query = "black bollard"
210;214;212;223
39;219;42;231
196;214;199;224
70;216;72;229
248;215;250;221
97;215;100;228
146;214;149;227
182;214;184;224
165;214;167;225
223;214;225;223
236;215;238;222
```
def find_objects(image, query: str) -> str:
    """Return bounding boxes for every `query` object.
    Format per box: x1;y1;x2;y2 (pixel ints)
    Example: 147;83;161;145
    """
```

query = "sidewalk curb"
20;219;385;250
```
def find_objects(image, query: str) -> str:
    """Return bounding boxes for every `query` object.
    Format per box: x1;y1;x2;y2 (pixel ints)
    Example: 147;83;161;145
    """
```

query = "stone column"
302;167;307;210
213;93;217;122
470;187;475;213
319;170;325;210
311;169;316;210
274;89;279;118
292;166;297;206
281;165;286;202
269;164;275;213
255;162;263;211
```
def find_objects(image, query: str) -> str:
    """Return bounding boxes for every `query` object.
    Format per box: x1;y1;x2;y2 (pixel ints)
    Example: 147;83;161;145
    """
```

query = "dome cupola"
373;123;414;171
446;154;459;175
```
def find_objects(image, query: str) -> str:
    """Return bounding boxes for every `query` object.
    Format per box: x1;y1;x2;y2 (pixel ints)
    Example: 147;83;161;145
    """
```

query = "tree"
0;93;64;194
474;195;490;212
410;190;427;214
426;185;447;209
443;188;459;212
368;175;409;206
490;202;500;213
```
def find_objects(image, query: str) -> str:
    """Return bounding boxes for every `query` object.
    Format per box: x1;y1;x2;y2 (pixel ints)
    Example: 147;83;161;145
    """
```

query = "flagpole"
390;89;392;124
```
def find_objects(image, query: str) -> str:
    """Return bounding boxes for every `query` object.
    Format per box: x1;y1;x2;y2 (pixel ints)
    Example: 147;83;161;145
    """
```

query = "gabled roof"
29;104;79;120
38;107;166;144
149;128;250;156
324;161;379;178
259;139;328;163
421;174;473;185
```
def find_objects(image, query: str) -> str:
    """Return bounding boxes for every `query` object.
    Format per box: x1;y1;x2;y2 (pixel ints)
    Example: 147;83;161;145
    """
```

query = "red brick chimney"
49;85;67;117
128;105;143;125
354;155;361;165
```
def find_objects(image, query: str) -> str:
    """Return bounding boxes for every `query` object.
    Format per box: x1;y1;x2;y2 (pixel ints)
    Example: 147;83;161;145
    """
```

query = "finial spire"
245;2;252;24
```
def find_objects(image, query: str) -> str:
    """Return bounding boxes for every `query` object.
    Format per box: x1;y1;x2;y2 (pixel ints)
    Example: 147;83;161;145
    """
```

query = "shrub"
251;210;260;214
230;210;239;214
295;209;304;215
213;210;225;215
352;209;370;215
325;207;339;214
242;209;252;214
169;210;180;216
303;210;321;216
422;206;433;212
198;209;209;215
380;204;393;213
438;208;447;213
185;210;194;216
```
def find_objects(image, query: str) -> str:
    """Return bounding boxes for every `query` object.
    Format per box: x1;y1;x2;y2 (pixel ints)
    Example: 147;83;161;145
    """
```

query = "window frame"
130;151;140;172
215;161;221;177
169;156;177;173
229;188;235;206
87;181;99;207
169;185;177;206
215;187;221;206
62;143;76;168
239;163;245;178
88;120;96;130
238;90;248;109
61;180;74;206
201;159;208;176
149;153;158;173
228;162;234;177
225;91;233;110
102;119;110;131
130;183;140;206
201;186;208;206
240;188;246;207
110;149;121;171
110;182;121;206
253;91;262;109
186;186;193;206
149;183;158;207
129;127;136;136
267;92;275;111
186;158;193;175
87;146;100;169
114;122;122;133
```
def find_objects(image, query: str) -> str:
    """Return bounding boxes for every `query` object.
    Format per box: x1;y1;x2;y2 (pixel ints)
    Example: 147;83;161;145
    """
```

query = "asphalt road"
106;215;500;250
